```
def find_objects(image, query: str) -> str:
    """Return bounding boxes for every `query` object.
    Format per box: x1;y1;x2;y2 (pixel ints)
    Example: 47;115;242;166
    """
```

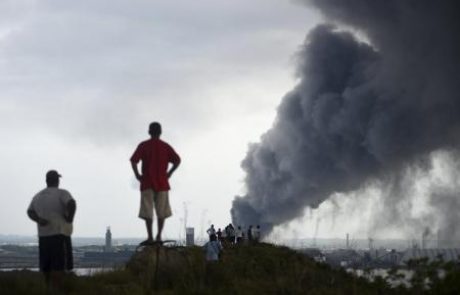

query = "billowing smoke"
231;0;460;237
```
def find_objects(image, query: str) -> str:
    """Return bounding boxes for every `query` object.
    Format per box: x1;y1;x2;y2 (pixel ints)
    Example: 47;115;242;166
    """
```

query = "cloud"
0;0;318;146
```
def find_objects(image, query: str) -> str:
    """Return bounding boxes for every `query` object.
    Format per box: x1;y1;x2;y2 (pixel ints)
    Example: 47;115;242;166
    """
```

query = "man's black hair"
149;122;162;137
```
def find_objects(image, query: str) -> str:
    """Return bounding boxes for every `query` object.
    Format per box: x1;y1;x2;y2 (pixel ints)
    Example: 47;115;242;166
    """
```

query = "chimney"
105;226;112;252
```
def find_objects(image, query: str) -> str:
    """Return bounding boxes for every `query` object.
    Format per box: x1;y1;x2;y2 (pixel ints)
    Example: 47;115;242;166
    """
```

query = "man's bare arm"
27;209;48;226
131;161;142;181
167;159;181;178
65;199;77;223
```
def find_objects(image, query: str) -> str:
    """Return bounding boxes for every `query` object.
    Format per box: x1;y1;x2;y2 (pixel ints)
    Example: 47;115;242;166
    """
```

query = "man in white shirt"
27;170;76;289
203;234;223;262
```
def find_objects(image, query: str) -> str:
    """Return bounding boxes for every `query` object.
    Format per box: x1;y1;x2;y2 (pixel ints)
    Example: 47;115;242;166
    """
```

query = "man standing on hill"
131;122;181;245
27;170;76;289
207;224;216;241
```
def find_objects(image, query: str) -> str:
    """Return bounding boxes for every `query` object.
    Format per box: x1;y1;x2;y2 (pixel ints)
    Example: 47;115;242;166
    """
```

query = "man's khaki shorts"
138;189;172;220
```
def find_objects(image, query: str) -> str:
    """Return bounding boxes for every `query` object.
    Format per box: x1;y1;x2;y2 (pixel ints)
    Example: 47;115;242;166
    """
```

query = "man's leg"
64;236;74;271
43;271;51;288
49;271;64;291
44;235;66;292
156;218;165;242
145;218;154;242
39;236;52;289
139;190;155;245
154;191;172;242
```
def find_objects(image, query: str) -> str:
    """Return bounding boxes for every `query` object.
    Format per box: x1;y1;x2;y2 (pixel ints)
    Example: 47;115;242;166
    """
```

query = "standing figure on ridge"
27;170;76;290
131;122;181;245
228;223;236;244
207;224;216;241
254;225;261;242
236;226;244;244
216;228;223;242
203;234;223;262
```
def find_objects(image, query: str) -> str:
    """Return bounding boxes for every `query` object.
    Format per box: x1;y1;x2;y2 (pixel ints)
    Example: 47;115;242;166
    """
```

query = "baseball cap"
46;170;62;180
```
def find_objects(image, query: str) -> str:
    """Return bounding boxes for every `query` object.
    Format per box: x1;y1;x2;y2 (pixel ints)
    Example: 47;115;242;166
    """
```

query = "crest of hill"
4;243;460;294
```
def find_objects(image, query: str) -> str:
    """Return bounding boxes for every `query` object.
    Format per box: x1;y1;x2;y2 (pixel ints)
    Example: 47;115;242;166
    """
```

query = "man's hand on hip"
38;218;49;226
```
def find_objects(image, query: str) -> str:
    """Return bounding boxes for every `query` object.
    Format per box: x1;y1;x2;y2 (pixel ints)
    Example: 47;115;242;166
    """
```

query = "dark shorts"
39;235;73;272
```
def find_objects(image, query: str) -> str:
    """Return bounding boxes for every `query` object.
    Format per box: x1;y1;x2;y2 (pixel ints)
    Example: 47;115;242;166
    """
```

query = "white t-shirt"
235;228;243;238
28;187;74;237
203;241;222;261
207;226;216;236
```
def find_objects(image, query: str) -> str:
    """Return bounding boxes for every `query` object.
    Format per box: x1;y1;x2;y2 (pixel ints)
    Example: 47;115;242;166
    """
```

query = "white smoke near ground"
257;151;460;244
232;1;460;241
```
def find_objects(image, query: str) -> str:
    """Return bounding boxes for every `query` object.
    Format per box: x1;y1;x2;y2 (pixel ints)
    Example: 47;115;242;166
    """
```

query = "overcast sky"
0;0;325;239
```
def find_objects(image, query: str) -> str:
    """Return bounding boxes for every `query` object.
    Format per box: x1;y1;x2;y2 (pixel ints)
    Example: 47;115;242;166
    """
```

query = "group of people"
27;122;181;290
217;223;261;244
203;223;262;262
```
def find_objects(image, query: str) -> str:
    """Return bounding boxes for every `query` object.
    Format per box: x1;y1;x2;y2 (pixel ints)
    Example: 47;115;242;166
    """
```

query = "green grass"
1;243;460;294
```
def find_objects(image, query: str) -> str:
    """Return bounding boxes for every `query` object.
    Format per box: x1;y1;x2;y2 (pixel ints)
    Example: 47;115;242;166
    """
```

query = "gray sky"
0;0;322;239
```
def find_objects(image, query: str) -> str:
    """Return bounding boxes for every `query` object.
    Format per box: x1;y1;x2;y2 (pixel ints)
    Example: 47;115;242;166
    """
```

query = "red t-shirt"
130;138;180;191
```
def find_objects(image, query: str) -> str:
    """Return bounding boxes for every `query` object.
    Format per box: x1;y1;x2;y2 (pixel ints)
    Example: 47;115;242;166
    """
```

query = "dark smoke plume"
231;0;460;236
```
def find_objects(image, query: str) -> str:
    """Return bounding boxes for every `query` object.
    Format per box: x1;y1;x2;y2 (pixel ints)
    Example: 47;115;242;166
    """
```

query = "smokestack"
422;227;430;249
437;229;441;249
232;1;460;237
346;233;349;249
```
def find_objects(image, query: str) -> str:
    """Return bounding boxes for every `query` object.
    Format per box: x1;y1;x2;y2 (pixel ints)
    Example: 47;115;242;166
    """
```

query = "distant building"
365;249;403;268
400;248;460;265
186;227;194;246
81;250;134;267
324;249;363;268
300;248;326;263
105;227;112;252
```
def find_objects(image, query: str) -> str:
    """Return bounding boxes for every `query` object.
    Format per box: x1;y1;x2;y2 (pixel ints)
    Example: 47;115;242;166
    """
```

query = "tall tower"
105;227;112;252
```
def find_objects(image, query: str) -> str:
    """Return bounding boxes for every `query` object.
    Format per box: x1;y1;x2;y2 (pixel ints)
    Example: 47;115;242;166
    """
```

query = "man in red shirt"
130;122;181;245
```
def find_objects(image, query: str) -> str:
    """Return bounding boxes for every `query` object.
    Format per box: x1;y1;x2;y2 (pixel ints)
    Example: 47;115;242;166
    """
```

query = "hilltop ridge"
1;242;460;294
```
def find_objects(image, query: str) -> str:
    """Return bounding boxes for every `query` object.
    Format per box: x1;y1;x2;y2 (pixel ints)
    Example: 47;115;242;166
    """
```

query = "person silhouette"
131;122;181;245
27;170;76;290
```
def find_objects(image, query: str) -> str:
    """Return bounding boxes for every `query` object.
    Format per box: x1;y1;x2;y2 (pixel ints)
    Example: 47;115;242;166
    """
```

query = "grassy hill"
1;243;460;294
